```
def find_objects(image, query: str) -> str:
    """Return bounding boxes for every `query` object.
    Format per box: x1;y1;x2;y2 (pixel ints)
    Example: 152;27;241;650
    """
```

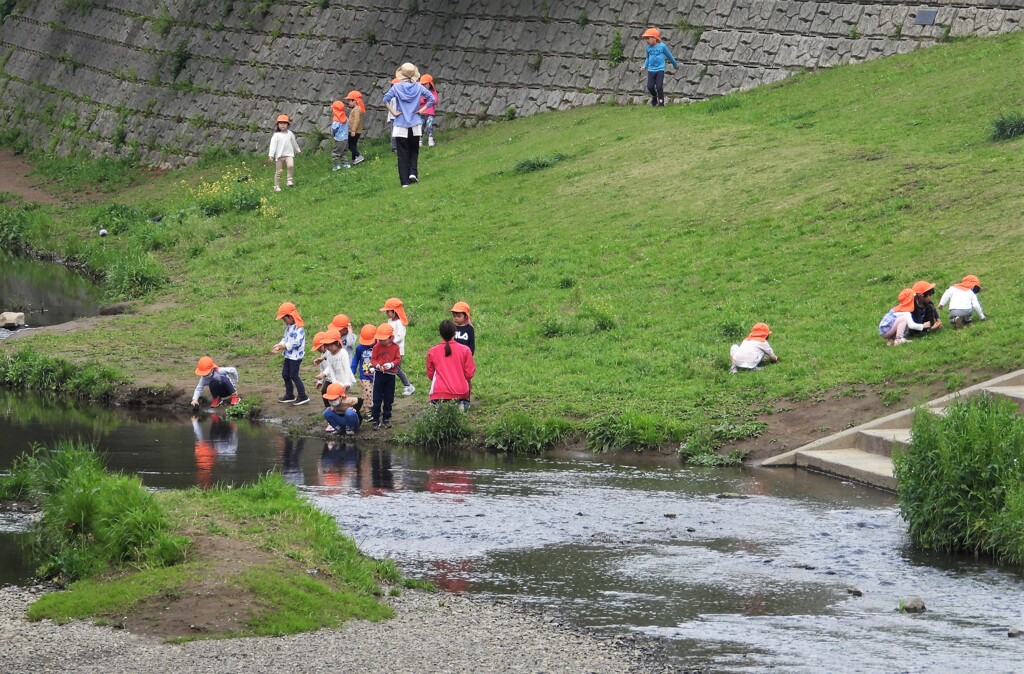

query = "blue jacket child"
330;100;351;170
639;28;678;107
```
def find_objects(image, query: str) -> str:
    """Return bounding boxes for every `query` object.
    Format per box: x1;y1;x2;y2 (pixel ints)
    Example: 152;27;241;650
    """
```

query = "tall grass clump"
513;153;567;174
101;246;166;299
677;427;746;467
584;412;685;453
0;203;29;250
32;152;141;193
0;349;122;401
484;413;575;454
894;395;1024;565
991;111;1024;141
399;402;471;448
0;441;188;583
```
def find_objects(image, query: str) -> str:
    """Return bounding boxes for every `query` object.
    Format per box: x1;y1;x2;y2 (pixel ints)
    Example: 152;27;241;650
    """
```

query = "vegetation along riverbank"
1;32;1023;458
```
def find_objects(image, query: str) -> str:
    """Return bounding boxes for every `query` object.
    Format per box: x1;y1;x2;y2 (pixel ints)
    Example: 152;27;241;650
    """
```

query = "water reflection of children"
191;414;238;487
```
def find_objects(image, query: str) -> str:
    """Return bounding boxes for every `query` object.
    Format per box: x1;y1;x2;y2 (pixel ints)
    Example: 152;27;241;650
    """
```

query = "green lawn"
3;32;1024;446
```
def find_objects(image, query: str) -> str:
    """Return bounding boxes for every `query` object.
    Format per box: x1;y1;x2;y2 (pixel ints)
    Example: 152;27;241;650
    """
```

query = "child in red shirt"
369;323;401;429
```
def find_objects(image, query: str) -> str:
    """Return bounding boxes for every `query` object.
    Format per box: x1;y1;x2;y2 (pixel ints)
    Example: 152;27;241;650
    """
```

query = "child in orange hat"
329;313;357;356
450;301;475;354
329;101;351;172
352;324;378;406
369;323;402;430
908;280;942;337
419;74;439;148
381;297;415;396
729;323;778;373
322;383;362;436
344;90;366;165
191;357;240;408
879;289;931;346
271;302;309;404
938;274;986;327
315;328;356;405
267;114;301;192
639;28;677;107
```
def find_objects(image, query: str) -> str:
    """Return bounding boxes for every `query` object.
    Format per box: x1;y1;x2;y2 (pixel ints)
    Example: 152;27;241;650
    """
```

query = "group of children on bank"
192;298;476;436
267;64;441;189
727;274;988;374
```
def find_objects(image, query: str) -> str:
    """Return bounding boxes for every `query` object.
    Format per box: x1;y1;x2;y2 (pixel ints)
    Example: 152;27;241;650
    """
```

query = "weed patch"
484;413;575;454
513;153;567;174
585;412;685;453
0;349;122;401
399;402;471;448
991;111;1024;141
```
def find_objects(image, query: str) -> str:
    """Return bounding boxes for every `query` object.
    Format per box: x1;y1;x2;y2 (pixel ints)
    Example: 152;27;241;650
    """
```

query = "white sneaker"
418;138;423;147
273;186;281;192
408;174;418;183
286;180;294;187
892;337;909;346
352;156;365;165
402;385;415;396
428;137;435;147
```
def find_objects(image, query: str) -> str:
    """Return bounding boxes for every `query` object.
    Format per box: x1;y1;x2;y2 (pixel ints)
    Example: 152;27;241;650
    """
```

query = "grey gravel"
0;585;649;674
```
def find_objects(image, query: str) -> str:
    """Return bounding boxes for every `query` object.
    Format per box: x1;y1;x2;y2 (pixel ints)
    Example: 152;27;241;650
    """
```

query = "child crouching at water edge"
271;302;309;405
729;323;778;373
879;289;931;346
267;114;301;192
322;383;362;436
191;357;240;408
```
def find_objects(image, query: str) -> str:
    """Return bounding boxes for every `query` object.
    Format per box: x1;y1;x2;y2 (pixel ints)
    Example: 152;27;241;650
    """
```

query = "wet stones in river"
716;492;748;499
899;596;926;613
1008;628;1022;638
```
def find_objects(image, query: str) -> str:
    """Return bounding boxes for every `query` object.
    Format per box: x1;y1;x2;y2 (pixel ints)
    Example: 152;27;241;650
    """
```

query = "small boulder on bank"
1;312;26;328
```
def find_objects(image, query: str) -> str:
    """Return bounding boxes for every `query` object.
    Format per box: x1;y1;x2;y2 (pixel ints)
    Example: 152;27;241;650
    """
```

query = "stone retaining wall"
0;0;1020;166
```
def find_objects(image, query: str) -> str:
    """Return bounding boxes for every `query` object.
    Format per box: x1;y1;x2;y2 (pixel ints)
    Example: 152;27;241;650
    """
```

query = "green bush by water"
484;413;575;454
585;412;686;453
0;441;188;583
894;395;1024;565
0;349;122;401
399;402;471;448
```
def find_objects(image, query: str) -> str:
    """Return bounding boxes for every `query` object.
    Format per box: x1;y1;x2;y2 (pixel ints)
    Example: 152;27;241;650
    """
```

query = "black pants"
647;71;665;105
208;377;235;398
395;133;420;186
348;133;361;160
371;373;396;422
281;358;306;399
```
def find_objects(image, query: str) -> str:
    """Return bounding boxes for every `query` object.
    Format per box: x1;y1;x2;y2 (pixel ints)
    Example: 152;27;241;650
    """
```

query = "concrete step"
983;386;1024;411
857;428;912;455
795;448;896;492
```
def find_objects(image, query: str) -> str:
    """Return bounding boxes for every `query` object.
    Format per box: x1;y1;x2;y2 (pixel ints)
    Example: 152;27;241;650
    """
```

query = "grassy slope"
7;33;1024;437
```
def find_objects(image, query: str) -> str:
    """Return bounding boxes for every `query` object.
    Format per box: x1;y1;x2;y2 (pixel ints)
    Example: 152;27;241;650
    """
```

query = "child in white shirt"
315;329;356;401
730;323;779;373
938;274;986;327
267;114;301;192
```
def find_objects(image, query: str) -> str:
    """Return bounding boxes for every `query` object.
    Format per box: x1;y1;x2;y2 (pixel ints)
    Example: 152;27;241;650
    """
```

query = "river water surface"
0;253;102;330
1;394;1022;672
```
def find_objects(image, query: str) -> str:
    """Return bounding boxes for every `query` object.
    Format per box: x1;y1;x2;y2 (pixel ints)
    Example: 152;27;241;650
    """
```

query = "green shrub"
0;441;188;583
894;395;1024;564
0;204;28;249
0;349;121;401
513;153;567;174
678;428;746;466
608;30;624;67
485;414;574;454
585;412;684;452
400;402;471;448
991;111;1024;141
225;395;262;419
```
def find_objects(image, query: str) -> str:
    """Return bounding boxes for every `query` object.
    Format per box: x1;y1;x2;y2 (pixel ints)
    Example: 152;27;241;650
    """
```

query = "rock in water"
1008;628;1022;638
900;596;926;613
0;312;26;328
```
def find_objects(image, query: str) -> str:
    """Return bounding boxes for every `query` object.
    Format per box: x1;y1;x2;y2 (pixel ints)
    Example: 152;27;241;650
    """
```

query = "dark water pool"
2;394;1023;672
0;252;102;330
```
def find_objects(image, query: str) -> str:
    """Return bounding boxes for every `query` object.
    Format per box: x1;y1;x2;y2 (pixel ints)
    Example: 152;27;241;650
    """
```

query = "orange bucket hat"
345;90;366;112
390;77;402;84
276;114;290;124
420;74;435;87
323;383;346;400
640;27;662;41
323;328;342;346
275;301;304;327
955;274;981;291
911;280;935;295
358;324;377;346
375;323;395;340
380;297;409;326
746;323;771;342
450;301;471;317
330;314;351;331
195;356;216;376
310;331;327;352
894;289;916;313
331;100;347;124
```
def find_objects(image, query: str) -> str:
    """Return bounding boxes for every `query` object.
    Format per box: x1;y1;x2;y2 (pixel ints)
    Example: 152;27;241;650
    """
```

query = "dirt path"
0;150;60;204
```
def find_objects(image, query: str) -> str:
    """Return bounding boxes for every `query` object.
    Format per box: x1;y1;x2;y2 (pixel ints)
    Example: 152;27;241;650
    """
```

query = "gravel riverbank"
0;584;660;674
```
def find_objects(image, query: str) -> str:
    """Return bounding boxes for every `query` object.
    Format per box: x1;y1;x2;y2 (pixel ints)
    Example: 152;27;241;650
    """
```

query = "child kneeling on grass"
938;274;986;327
191;357;240;408
729;323;779;373
879;288;931;346
322;383;362;436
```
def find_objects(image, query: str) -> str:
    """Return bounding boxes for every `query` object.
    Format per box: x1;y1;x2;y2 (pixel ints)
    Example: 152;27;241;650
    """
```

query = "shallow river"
0;253;102;330
1;394;1022;672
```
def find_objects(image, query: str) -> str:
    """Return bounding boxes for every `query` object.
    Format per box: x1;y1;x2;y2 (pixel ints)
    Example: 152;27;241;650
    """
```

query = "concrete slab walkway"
760;369;1024;492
